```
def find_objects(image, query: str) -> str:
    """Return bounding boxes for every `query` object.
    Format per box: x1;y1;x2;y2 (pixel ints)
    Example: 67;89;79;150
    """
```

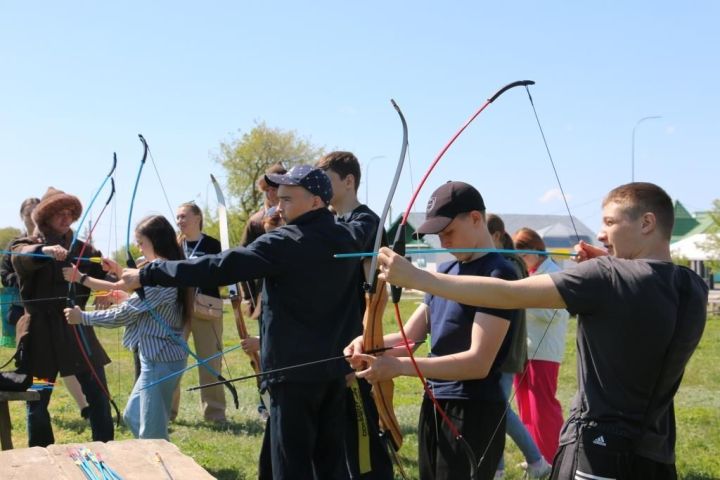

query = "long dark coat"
11;231;110;379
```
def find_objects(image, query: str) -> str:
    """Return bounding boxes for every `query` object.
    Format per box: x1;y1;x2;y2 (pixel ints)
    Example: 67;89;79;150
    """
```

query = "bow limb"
68;153;118;306
125;136;148;271
387;81;535;479
65;153;121;425
357;99;409;469
362;276;403;450
210;174;267;403
126;135;239;408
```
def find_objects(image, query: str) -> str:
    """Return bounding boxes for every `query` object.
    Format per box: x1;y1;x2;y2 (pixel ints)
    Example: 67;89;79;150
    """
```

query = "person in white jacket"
512;227;569;464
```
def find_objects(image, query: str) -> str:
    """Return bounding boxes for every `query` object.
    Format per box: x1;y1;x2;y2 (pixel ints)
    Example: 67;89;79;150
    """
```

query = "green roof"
672;201;699;239
671;201;718;242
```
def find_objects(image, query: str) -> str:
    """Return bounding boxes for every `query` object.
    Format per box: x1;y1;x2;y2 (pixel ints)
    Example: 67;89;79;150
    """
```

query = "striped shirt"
80;285;187;362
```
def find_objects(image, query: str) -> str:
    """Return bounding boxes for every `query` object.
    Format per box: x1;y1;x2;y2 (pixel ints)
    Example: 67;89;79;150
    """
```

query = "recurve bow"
210;174;270;408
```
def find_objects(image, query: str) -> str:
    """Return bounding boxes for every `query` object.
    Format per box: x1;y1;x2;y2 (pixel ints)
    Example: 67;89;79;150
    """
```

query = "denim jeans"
27;368;114;447
123;352;186;440
498;372;543;470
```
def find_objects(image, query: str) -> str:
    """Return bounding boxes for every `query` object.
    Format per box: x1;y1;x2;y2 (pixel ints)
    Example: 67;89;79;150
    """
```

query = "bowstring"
474;85;578;472
146;145;176;222
524;85;581;243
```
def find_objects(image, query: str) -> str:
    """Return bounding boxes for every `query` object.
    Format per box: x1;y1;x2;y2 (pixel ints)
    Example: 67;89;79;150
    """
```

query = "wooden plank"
0;401;13;450
0;390;40;401
0;390;39;450
0;439;215;479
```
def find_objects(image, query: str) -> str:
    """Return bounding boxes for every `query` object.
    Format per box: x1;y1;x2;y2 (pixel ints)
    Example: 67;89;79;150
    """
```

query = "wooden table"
0;439;216;479
0;390;40;450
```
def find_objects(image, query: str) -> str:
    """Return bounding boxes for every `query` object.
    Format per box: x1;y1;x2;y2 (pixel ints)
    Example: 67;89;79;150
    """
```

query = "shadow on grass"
400;424;418;436
172;417;266;436
53;417;90;434
208;467;247;480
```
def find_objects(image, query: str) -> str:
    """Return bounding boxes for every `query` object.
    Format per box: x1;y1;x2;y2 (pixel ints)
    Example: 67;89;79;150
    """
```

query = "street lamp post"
632;115;662;182
365;155;385;204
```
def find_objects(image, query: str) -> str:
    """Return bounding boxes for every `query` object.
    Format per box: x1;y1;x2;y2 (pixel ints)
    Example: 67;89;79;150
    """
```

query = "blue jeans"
27;368;114;447
498;372;543;470
124;352;186;440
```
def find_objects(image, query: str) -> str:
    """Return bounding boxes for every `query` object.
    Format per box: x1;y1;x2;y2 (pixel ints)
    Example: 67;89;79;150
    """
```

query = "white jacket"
526;258;570;363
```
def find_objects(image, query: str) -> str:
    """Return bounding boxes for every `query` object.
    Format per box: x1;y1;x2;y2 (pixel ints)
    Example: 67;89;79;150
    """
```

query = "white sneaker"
494;469;504;479
524;458;552;479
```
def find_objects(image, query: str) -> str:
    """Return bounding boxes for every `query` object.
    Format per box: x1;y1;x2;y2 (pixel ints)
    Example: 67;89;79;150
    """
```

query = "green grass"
2;300;718;479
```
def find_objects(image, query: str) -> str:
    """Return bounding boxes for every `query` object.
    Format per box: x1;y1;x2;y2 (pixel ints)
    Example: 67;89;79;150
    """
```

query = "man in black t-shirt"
374;182;707;480
347;181;518;480
316;151;393;480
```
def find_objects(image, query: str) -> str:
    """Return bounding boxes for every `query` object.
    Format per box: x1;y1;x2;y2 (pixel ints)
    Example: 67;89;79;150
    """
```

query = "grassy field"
2;298;718;479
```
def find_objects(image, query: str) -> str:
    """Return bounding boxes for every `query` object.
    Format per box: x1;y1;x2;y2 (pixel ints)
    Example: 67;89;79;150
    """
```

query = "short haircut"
513;227;546;252
603;182;674;240
315;151;361;192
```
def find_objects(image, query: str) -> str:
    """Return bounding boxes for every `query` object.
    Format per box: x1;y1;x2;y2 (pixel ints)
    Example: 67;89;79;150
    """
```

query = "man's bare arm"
377;247;566;310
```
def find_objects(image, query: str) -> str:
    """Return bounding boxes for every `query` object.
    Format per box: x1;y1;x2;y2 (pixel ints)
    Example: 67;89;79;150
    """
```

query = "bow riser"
362;276;403;450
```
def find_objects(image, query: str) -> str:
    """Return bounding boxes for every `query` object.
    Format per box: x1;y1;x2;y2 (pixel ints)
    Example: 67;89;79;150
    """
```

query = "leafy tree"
111;244;142;265
702;199;720;251
215;121;324;229
699;199;720;273
0;227;22;251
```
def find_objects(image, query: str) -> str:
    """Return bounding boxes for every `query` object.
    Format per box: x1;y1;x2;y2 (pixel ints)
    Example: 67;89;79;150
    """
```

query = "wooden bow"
362;276;402;449
359;99;409;463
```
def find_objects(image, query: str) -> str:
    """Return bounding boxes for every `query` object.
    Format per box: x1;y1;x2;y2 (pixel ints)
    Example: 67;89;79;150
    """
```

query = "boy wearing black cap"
122;165;363;479
374;182;708;480
346;181;519;480
316;151;394;480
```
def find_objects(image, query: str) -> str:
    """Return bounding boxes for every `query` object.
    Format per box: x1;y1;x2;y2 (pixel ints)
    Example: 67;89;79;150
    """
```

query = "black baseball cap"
416;181;486;234
265;165;333;204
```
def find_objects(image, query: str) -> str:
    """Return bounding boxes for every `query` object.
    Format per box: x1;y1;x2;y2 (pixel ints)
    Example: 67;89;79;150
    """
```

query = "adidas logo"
592;435;607;447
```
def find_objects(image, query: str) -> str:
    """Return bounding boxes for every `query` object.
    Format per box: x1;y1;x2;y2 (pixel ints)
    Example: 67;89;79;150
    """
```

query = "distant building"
671;201;716;243
670;200;718;285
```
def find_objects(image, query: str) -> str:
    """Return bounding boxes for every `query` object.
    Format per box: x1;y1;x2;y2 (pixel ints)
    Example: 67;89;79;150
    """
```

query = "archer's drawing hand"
573;240;608;263
94;290;128;309
101;258;123;278
62;266;82;283
377;246;420;289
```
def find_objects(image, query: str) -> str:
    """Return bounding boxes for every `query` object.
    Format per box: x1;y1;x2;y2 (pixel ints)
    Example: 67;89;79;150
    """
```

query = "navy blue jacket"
140;207;364;386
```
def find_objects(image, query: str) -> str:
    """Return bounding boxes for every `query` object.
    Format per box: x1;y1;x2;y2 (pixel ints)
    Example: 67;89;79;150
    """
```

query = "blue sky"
1;2;718;252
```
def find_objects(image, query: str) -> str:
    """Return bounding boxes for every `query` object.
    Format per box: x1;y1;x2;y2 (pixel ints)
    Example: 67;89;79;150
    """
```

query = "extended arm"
356;311;509;382
377;247;566;310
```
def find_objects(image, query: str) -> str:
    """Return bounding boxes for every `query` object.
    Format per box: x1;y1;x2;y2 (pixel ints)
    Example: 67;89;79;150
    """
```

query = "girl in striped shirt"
64;215;189;440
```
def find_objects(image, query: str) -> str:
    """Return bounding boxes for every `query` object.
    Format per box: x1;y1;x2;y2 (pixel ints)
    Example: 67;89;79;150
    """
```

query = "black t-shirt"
424;253;518;401
183;234;222;298
550;257;708;463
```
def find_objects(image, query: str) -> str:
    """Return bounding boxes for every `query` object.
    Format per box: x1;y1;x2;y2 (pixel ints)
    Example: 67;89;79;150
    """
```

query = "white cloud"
539;188;572;203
